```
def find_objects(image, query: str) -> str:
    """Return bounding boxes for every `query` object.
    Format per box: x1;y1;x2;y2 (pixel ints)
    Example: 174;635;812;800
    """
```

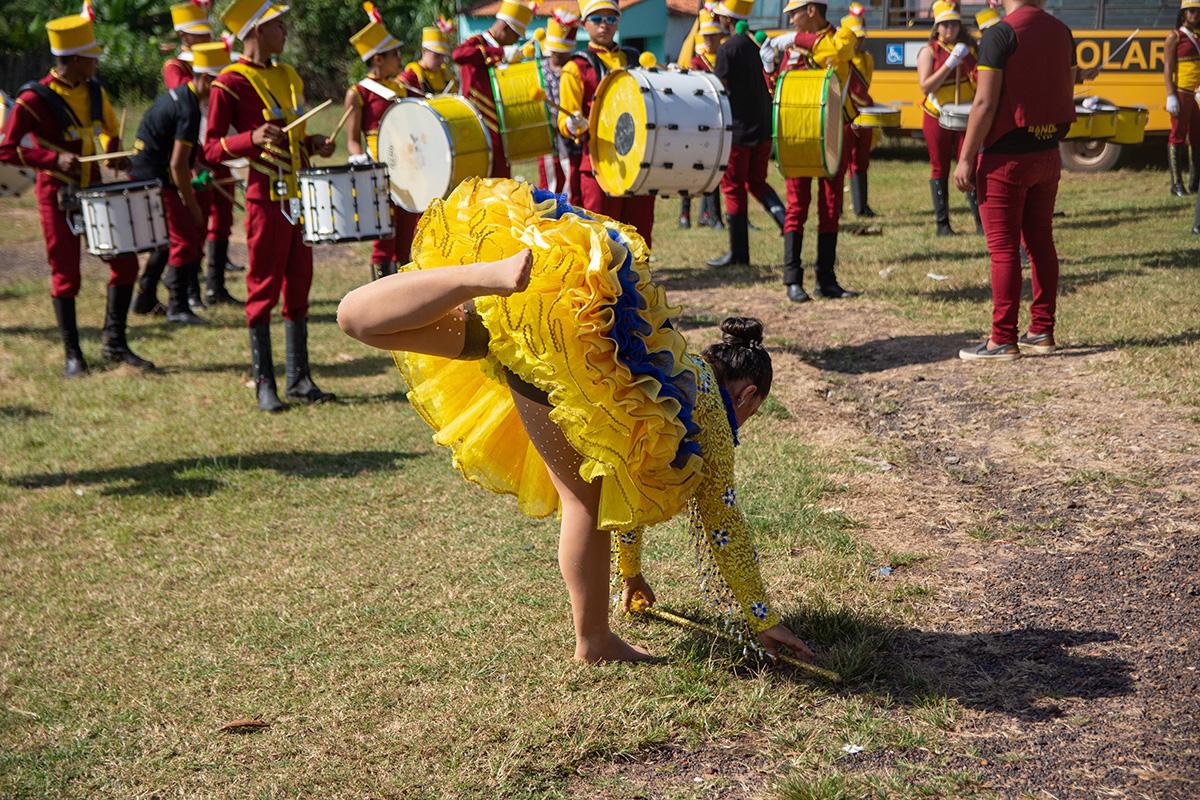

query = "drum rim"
76;178;164;197
299;162;389;177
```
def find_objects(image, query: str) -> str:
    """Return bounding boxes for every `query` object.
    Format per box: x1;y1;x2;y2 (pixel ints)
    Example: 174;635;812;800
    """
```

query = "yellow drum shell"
1112;105;1148;145
772;68;844;179
1087;104;1118;139
489;59;554;163
854;105;901;129
1064;107;1094;140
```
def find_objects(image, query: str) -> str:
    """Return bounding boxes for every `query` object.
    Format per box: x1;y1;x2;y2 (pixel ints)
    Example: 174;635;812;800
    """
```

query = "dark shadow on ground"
0;324;176;342
166;354;393;379
654;265;780;292
0;404;48;420
913;267;1149;304
6;449;421;497
796;332;977;374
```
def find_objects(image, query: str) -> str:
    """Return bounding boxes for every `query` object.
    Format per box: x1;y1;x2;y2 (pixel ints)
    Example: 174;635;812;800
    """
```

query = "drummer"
452;0;535;179
399;21;456;95
1164;0;1200;196
683;8;725;231
343;5;417;281
204;0;336;412
760;0;859;301
0;12;156;376
844;4;877;219
917;0;982;236
557;0;656;248
535;10;581;203
128;41;231;326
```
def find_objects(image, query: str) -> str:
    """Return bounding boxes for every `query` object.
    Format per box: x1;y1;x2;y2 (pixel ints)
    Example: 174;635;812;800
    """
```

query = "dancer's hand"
757;624;815;663
622;574;656;613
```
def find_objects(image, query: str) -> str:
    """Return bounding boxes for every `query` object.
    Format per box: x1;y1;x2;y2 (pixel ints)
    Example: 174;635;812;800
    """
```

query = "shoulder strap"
223;62;287;119
620;46;639;66
19;81;79;130
357;77;398;101
1181;26;1200;53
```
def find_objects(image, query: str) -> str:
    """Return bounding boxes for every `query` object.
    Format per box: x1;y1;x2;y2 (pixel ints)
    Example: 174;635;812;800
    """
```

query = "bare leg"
509;390;654;663
337;249;531;356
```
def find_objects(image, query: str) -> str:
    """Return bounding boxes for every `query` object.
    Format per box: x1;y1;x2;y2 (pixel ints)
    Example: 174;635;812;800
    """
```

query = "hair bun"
719;316;764;349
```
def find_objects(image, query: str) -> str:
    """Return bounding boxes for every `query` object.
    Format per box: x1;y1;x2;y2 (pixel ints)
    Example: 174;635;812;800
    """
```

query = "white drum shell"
938;103;972;132
299;164;394;244
77;180;168;256
0;163;34;197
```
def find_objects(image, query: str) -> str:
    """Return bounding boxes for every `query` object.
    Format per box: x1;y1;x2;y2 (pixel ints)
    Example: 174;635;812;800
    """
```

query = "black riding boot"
783;230;808;302
700;190;725;229
705;213;749;267
249;321;284;413
1189;145;1200;194
52;296;88;378
205;239;243;305
1193;193;1200;235
965;189;984;234
166;263;207;324
815;231;858;299
284;317;335;404
370;261;398;281
100;284;156;370
759;184;787;232
1169;144;1188;197
850;173;877;218
679;195;692;229
930;178;955;236
133;246;169;315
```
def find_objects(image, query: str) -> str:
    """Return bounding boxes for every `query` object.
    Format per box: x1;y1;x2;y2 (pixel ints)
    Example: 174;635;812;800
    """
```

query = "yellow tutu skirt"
393;178;704;532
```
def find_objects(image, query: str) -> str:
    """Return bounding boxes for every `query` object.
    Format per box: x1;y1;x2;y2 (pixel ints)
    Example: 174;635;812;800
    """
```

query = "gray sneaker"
959;341;1021;361
1018;332;1056;354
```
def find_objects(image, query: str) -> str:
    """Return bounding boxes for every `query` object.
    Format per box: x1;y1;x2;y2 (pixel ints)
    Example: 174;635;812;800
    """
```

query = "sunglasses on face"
587;14;619;25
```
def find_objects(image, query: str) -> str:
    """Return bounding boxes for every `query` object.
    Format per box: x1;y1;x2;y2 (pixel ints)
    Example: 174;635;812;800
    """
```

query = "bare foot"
574;632;656;664
482;249;533;297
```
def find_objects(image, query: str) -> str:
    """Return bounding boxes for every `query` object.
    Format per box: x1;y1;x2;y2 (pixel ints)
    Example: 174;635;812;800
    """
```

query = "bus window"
1099;2;1178;28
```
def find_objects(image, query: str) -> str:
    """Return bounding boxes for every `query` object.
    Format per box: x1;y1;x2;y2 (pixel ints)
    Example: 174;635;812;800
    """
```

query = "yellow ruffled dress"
393;178;705;533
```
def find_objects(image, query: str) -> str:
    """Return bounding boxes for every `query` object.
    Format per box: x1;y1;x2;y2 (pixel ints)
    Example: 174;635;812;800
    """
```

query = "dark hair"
929;21;977;49
702;317;773;398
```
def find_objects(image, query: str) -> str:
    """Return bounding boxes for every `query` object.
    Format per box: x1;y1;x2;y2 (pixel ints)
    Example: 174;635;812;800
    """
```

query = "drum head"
377;99;454;213
821;70;844;176
0;163;34;197
590;70;648;196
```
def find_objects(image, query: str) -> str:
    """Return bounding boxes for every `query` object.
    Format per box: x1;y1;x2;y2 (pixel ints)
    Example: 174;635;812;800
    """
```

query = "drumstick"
528;86;568;117
397;78;432;98
1100;28;1140;68
118;107;127;141
328;104;355;142
281;99;334;133
954;64;960;105
441;79;456;95
77;149;137;163
210;180;245;210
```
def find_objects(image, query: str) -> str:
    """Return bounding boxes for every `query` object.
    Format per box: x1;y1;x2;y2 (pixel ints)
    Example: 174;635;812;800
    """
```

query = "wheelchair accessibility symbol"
885;44;904;65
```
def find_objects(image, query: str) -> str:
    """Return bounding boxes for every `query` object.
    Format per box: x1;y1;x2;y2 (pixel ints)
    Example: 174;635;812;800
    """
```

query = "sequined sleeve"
613;528;643;579
689;360;781;634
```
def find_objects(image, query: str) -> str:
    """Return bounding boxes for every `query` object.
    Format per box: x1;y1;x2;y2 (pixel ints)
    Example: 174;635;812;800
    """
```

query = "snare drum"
489;59;555;163
299;163;393;245
772;68;844;179
1064;106;1096;140
376;96;492;213
76;179;168;256
589;67;732;196
1113;105;1149;145
1085;102;1118;139
937;103;972;132
854;104;901;129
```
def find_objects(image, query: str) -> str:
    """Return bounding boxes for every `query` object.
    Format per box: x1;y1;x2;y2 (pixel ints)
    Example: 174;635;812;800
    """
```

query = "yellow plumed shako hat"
171;2;213;34
975;7;1000;29
699;7;721;36
932;0;961;24
1183;0;1200;10
544;10;579;53
498;0;536;34
715;0;754;20
842;2;866;36
351;4;399;61
422;26;451;55
46;12;102;58
191;40;231;73
221;0;290;42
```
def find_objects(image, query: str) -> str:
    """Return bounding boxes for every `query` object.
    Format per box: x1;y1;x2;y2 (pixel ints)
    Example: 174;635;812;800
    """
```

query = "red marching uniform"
1168;24;1200;193
352;78;418;270
921;41;977;180
845;55;873;181
452;33;511;179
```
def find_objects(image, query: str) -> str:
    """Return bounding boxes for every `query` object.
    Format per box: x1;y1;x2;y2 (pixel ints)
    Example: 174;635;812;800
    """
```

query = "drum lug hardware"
693;89;704;96
692;163;704;170
645;123;656;130
699;125;711;131
724;125;733;131
662;88;674;95
639;162;651;168
662;162;673;169
666;123;679;130
639;87;650;93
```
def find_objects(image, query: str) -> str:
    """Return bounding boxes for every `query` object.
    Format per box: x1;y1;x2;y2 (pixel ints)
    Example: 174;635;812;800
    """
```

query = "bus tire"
1060;140;1122;172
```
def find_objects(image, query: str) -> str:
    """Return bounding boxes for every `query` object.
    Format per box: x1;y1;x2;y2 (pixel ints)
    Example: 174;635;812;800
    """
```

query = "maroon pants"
923;112;964;180
784;126;849;235
371;204;419;266
205;162;234;241
36;178;138;298
162;185;205;267
580;170;656;250
721;139;772;216
977;149;1062;347
846;126;872;176
537;152;570;201
1168;90;1200;146
489;132;511;179
244;199;313;327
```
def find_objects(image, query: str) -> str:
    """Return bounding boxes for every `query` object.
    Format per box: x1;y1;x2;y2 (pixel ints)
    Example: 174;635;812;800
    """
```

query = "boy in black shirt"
130;41;229;324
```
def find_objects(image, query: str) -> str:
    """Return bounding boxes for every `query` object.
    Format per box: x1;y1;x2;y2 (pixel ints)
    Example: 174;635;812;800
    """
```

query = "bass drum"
376;96;492;213
772;67;844;179
589;67;732;197
489;59;555;163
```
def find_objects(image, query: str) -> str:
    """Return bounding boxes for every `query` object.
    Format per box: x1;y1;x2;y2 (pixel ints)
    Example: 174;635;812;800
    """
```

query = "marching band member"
706;0;770;267
452;0;535;179
760;0;858;301
204;0;335;412
129;41;230;326
0;12;155;376
535;10;581;203
399;21;455;95
917;0;982;236
558;0;656;248
954;0;1080;360
683;8;725;231
1164;0;1200;196
343;4;416;281
844;4;877;219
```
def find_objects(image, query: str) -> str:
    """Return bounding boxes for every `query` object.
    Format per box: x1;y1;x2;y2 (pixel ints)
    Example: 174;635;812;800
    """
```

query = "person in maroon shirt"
204;0;335;411
955;0;1096;361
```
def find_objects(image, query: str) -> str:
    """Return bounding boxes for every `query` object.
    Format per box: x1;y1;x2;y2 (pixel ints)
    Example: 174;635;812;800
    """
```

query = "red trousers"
162;186;205;266
977;149;1062;347
721;139;772;216
1168;90;1200;146
205;162;235;241
846;126;872;176
784;126;849;235
36;177;138;298
580;170;656;250
244;199;313;327
371;204;419;266
537;152;569;200
923;112;964;180
489;132;511;179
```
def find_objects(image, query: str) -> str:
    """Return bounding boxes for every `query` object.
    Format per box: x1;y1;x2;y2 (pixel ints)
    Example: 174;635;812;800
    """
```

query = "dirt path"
667;279;1200;798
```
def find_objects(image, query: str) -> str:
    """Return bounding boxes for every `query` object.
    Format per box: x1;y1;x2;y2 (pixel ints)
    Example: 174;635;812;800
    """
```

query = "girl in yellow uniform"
337;178;814;664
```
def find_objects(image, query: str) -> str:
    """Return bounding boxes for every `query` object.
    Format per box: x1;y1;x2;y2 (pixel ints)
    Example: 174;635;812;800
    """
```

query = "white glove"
347;153;372;165
944;42;969;70
566;114;588;136
1166;94;1181;116
1081;95;1099;110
